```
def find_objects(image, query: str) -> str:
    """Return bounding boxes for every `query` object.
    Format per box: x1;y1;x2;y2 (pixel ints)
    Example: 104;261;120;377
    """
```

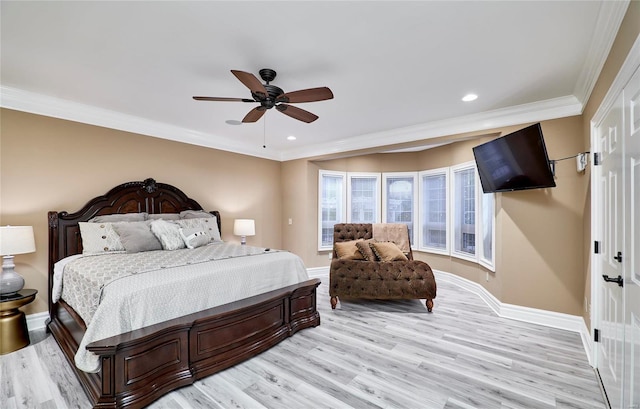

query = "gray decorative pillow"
89;213;147;223
176;217;221;242
112;221;162;253
78;222;125;254
150;219;185;250
147;213;180;220
179;228;211;249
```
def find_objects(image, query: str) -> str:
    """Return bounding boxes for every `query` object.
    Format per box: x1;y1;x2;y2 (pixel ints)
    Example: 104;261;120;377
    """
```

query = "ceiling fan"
193;68;333;123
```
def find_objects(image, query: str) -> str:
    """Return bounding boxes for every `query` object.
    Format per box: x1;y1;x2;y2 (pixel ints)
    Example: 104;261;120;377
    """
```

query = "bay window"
318;164;494;271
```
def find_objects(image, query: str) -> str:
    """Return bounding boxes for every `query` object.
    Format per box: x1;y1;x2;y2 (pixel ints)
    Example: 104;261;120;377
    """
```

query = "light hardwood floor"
1;274;606;409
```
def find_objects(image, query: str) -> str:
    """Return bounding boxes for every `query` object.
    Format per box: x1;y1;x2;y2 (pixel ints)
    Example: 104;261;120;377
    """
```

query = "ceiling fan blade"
231;70;268;98
242;106;267;123
276;87;334;103
193;96;254;102
276;104;319;123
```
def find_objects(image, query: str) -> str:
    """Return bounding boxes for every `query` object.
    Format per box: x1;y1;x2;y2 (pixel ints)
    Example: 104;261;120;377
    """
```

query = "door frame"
590;32;640;377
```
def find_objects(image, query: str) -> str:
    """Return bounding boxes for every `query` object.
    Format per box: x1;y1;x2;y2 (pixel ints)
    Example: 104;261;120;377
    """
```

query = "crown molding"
1;85;581;162
591;32;640;126
279;95;582;161
572;0;630;108
0;86;282;161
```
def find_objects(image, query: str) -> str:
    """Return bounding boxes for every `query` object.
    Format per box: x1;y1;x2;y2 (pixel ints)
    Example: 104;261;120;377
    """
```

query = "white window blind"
383;173;418;245
419;169;448;252
452;165;476;258
318;170;346;250
347;173;381;223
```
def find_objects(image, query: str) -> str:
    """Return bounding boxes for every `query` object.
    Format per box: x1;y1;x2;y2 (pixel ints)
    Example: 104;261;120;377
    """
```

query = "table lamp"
233;219;255;245
0;226;36;295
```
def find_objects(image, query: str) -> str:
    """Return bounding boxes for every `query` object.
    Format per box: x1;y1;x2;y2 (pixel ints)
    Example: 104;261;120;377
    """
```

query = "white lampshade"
0;226;36;256
233;219;255;236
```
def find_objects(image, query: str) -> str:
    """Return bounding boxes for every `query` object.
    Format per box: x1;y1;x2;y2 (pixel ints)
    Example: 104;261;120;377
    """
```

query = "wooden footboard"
48;278;320;409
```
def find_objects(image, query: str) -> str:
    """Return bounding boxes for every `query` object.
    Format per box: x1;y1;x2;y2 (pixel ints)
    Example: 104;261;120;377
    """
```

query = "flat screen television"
472;123;556;193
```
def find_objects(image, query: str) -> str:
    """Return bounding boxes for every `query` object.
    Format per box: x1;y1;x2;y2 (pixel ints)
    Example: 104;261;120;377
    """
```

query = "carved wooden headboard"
47;178;221;311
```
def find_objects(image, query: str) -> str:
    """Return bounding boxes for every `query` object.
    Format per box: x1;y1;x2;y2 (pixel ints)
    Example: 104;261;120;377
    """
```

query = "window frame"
450;162;478;263
418;167;450;255
477;174;496;271
382;172;419;247
347;172;382;224
317;170;347;251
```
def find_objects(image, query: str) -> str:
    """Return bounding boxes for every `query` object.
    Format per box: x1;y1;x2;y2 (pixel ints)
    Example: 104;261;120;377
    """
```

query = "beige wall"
290;116;587;315
0;108;283;315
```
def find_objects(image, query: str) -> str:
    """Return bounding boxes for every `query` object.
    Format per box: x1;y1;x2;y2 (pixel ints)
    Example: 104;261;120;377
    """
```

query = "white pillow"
179;228;211;249
176;217;221;242
150;219;185;250
78;222;125;254
112;221;162;253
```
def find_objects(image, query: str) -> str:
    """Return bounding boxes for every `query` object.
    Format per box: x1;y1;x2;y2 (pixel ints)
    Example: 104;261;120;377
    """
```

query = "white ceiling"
0;1;629;161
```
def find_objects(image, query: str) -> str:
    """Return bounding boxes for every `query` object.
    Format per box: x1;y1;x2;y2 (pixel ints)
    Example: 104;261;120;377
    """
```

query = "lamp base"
1;256;25;296
240;236;247;245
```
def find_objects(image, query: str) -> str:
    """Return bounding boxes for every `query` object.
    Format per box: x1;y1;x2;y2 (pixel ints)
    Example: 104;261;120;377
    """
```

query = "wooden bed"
47;178;321;409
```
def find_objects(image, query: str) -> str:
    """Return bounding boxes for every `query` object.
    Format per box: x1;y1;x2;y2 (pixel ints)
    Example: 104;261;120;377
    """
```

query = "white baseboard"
26;311;48;332
307;266;329;279
433;270;593;365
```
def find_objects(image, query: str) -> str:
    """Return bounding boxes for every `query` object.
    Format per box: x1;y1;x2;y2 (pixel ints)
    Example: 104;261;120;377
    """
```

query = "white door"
595;91;625;409
622;65;640;409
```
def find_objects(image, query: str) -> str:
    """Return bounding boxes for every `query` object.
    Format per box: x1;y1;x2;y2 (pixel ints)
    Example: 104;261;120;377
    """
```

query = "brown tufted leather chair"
329;223;437;312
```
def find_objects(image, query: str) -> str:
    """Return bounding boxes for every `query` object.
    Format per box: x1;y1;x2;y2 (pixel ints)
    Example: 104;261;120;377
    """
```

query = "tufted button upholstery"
329;223;437;311
332;224;374;258
330;259;436;299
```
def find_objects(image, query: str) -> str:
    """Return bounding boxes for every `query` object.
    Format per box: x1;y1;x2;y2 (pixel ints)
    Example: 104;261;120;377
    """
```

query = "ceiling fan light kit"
193;68;333;123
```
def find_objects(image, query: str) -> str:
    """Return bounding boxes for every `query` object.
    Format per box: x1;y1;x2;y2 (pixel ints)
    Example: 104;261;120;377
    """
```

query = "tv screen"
472;123;556;193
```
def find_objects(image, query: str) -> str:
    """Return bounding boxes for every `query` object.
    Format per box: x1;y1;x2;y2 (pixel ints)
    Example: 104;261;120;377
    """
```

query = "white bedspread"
54;244;309;373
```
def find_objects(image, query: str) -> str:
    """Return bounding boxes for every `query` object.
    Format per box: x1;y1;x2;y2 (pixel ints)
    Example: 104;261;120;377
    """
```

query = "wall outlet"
486;272;489;282
288;218;293;225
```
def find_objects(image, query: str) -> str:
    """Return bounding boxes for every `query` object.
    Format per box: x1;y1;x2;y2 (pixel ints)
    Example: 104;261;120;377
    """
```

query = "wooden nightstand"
0;289;37;354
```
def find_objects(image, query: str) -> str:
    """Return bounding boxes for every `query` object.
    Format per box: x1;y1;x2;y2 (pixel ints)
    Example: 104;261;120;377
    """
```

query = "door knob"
602;274;624;287
613;251;622;263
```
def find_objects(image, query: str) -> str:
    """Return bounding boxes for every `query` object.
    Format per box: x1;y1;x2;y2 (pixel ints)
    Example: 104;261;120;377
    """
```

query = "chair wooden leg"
330;296;338;310
426;299;434;312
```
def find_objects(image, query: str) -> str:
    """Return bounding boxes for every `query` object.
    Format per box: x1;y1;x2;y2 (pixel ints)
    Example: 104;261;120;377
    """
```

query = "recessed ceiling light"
462;94;478;102
287;135;297;141
225;119;242;125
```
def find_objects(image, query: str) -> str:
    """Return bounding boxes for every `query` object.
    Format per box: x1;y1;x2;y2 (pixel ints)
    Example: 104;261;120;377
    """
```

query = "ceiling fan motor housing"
259;68;277;83
253;84;284;109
